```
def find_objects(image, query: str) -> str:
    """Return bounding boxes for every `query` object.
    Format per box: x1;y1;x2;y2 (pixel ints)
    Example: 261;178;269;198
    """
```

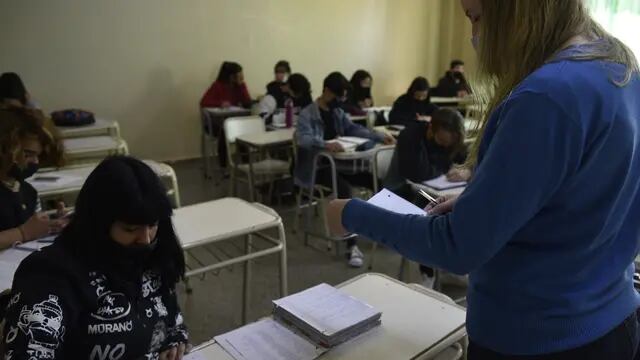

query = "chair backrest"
372;146;395;192
224;116;265;166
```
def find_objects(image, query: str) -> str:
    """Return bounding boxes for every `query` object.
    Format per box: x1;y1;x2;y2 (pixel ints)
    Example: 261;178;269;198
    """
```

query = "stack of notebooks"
214;283;382;360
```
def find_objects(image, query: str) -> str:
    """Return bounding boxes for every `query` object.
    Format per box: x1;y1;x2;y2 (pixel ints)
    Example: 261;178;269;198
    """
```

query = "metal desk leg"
242;234;253;324
278;224;288;297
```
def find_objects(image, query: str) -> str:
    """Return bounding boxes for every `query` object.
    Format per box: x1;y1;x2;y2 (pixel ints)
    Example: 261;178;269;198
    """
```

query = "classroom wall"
0;0;474;161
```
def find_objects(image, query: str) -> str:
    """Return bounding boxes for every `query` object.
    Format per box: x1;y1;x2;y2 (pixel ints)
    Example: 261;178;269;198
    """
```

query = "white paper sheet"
273;283;380;336
214;319;326;360
27;174;84;192
183;351;209;360
0;248;33;265
367;189;426;216
422;175;466;191
0;260;20;290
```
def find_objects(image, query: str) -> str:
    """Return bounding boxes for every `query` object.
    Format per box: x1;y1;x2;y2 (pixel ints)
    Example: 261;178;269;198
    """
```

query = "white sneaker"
348;246;364;268
421;272;435;289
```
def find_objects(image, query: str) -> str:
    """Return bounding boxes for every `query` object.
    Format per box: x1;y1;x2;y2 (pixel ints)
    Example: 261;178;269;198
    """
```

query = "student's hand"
447;168;471;182
382;133;396;145
416;114;431;122
326;199;351;236
363;98;373;108
48;218;69;235
425;195;459;215
21;213;50;242
159;343;186;360
221;101;231;108
457;90;469;98
55;201;66;219
325;142;344;153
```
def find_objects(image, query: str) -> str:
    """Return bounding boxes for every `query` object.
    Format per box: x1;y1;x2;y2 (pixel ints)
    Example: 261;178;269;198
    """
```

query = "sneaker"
420;272;435;289
348;246;364;268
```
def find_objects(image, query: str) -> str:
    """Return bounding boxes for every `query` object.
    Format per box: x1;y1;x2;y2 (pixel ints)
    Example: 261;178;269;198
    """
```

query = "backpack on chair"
51;109;96;127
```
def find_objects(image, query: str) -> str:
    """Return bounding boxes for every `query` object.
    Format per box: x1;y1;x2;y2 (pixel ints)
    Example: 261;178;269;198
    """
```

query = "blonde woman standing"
327;0;640;358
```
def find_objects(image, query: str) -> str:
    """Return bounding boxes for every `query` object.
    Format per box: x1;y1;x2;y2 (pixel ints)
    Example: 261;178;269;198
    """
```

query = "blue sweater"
343;58;640;354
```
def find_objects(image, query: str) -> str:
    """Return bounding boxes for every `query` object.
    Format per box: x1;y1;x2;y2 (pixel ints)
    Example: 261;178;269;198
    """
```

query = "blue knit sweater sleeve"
342;92;583;274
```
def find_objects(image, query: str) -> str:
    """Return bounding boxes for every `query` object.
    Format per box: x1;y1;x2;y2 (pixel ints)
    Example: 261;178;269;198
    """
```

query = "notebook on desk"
214;283;382;360
327;136;370;152
422;175;467;191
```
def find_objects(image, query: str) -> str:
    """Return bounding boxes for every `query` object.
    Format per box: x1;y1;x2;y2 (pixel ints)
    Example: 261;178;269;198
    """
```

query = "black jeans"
469;310;640;360
315;168;373;248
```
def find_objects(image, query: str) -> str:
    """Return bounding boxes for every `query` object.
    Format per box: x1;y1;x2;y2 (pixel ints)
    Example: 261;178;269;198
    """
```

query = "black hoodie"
1;237;188;359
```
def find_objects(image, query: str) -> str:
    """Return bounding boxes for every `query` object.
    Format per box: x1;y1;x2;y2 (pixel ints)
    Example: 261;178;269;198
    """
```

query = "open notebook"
214;283;382;360
326;136;370;152
422;175;467;191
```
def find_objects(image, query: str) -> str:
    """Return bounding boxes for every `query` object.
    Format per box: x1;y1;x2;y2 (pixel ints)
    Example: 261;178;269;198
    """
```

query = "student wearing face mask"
383;108;468;288
389;77;439;127
0;108;65;251
433;60;472;98
345;70;373;115
295;72;395;267
200;61;251;109
258;72;311;123
2;156;189;359
265;60;291;108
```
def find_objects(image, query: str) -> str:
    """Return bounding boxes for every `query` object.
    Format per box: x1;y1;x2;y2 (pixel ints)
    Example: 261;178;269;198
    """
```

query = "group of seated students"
196;60;472;268
0;75;189;357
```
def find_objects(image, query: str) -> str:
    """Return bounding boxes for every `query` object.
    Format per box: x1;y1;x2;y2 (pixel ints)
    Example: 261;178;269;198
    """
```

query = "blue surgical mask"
471;34;480;51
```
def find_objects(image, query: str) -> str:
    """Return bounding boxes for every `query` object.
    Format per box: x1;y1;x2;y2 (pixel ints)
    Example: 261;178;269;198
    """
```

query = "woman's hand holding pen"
425;194;459;215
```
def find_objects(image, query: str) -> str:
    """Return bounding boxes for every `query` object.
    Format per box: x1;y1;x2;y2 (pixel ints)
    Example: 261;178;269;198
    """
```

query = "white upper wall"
0;0;469;160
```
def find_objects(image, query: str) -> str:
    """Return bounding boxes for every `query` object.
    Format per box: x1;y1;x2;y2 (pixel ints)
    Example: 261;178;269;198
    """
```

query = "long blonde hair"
467;0;639;168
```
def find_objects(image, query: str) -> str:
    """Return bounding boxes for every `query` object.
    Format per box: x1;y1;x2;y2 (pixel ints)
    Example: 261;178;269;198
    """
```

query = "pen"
417;189;438;205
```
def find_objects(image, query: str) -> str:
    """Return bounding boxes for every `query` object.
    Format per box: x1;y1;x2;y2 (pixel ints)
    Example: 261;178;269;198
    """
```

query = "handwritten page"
215;319;326;360
422;175;466;191
273;283;379;336
367;189;426;216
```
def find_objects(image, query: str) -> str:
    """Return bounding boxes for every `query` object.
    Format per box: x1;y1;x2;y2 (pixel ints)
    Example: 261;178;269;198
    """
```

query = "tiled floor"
170;159;467;345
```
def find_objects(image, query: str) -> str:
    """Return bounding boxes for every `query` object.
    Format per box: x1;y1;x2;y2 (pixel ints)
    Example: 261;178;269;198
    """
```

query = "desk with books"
188;273;466;360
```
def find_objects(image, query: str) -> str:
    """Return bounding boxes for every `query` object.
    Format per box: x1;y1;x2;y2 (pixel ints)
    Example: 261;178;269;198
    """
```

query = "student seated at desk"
389;77;438;127
0;108;65;251
1;156;189;359
384;108;468;288
265;60;291;107
0;72;39;109
295;72;394;267
258;73;312;123
433;60;472;98
200;61;252;108
345;70;373;115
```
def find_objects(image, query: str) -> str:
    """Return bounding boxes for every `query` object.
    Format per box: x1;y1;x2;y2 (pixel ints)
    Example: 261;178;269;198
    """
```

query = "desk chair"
294;151;358;255
367;147;397;271
200;108;221;183
224;116;290;202
408;283;467;360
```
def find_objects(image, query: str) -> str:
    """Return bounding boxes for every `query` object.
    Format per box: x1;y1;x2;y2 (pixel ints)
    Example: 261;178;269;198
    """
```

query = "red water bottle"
285;98;293;128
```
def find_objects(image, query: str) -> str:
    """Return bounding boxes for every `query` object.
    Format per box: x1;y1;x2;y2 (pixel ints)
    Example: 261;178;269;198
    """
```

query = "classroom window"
587;0;640;58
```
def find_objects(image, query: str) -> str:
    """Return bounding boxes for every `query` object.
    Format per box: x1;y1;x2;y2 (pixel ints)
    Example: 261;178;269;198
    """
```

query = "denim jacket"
294;102;385;187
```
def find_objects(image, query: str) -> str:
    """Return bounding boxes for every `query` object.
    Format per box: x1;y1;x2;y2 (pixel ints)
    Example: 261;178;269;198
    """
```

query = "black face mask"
328;98;343;110
121;238;158;262
8;162;39;181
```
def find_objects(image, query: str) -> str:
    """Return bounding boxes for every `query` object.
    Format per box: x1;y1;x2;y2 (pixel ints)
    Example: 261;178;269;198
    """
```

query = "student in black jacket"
383;108;469;288
265;60;292;108
389;77;438;127
0;108;66;251
345;70;373;115
433;60;472;98
2;156;188;359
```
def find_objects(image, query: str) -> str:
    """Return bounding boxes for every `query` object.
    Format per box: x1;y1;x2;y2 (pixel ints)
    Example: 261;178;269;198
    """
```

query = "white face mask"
471;34;480;51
